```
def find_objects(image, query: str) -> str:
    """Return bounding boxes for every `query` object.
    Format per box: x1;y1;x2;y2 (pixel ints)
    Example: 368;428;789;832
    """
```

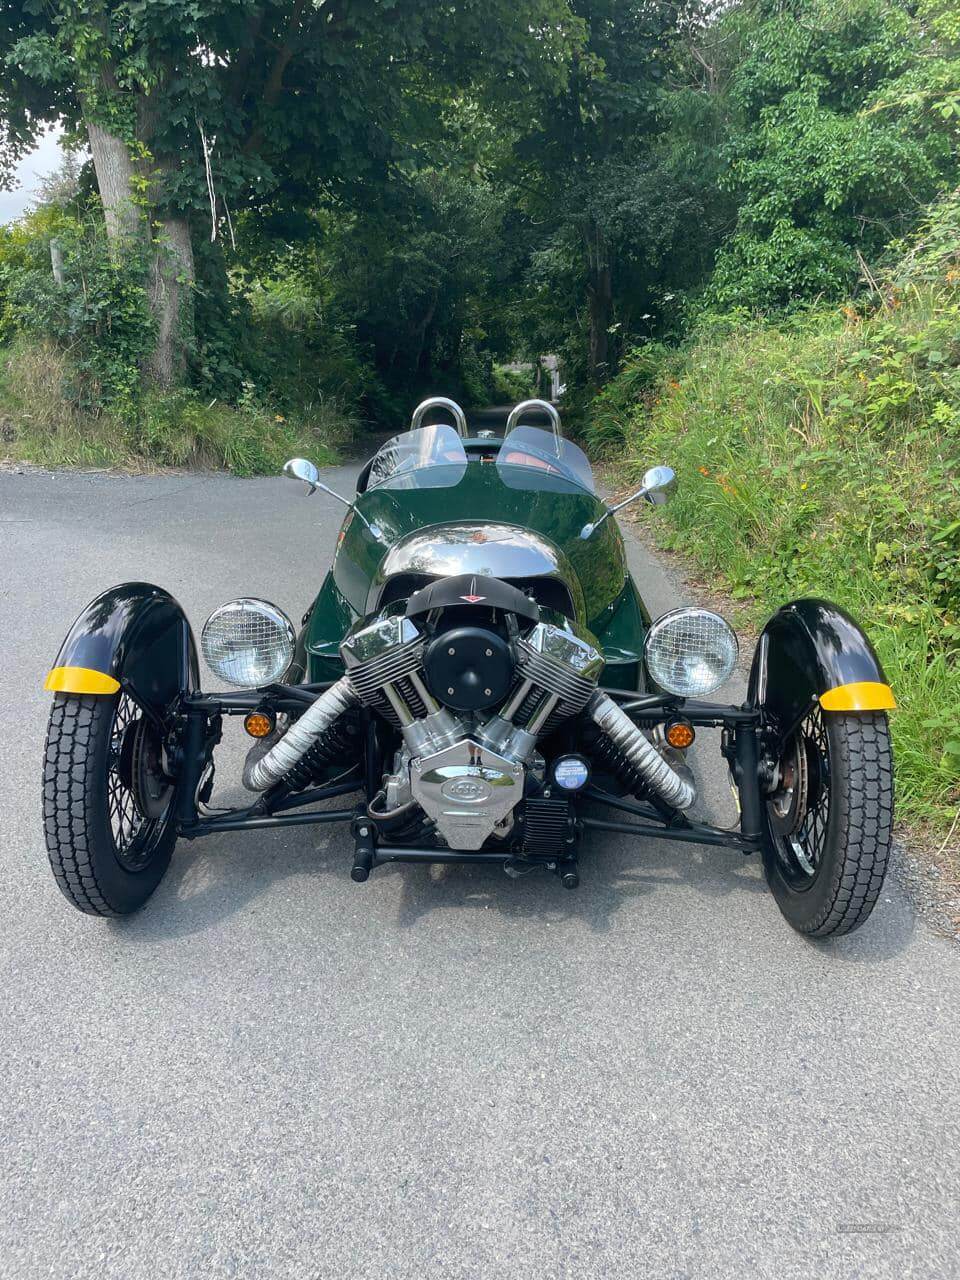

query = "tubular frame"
170;685;768;859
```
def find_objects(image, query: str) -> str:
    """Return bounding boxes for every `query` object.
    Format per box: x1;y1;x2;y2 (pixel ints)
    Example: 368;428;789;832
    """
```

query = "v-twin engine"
244;584;696;843
340;613;604;849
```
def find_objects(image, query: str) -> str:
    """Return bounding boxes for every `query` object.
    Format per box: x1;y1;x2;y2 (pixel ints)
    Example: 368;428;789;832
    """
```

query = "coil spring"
284;716;359;792
589;731;649;797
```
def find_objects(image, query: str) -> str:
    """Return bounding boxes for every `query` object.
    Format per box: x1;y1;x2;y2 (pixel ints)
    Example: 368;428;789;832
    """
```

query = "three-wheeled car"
43;397;895;935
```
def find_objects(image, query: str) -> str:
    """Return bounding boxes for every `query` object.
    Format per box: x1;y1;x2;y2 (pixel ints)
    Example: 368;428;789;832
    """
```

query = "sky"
0;127;68;223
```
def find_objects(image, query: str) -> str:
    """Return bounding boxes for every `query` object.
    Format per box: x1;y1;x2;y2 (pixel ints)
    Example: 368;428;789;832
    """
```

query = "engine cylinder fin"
511;684;580;736
516;643;597;710
367;674;428;727
347;642;425;702
526;692;559;735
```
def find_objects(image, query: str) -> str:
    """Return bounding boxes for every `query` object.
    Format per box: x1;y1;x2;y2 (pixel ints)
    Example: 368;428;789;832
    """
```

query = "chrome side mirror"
580;465;676;539
283;457;351;508
282;456;384;539
283;457;320;492
640;465;677;506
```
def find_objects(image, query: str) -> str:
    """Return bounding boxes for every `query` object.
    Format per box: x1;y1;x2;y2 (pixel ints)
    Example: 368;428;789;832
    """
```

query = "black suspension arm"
580;786;762;852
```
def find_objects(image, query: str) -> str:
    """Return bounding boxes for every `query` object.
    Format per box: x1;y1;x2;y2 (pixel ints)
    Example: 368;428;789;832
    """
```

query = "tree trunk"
584;218;613;384
411;296;438;375
147;217;195;390
83;79;193;392
85;120;142;244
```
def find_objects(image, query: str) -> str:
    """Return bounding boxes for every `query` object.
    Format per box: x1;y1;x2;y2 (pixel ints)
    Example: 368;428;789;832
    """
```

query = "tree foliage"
705;0;960;308
1;0;959;416
0;0;579;390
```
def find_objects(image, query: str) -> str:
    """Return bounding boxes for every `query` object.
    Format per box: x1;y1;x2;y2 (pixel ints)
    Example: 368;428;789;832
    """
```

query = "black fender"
748;598;895;730
44;583;199;713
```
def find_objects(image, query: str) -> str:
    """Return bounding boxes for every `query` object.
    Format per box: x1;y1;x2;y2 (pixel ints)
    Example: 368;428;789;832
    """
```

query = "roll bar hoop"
505;399;562;443
410;397;469;439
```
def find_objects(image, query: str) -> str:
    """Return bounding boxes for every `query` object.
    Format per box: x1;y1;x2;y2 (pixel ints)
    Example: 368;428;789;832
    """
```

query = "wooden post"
50;238;65;285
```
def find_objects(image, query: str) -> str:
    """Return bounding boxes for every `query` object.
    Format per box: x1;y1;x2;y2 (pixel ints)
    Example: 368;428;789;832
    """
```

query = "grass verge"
586;285;960;840
0;340;353;475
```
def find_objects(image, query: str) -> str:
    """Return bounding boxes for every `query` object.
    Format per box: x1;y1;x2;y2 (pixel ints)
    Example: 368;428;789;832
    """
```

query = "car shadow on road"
111;797;916;963
381;843;916;963
381;837;767;935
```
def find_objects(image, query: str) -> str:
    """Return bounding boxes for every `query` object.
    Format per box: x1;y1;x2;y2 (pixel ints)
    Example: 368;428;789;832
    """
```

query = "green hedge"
588;274;960;830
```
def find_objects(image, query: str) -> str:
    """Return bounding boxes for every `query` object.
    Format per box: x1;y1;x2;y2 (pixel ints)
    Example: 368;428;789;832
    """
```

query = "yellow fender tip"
44;666;121;695
819;681;896;712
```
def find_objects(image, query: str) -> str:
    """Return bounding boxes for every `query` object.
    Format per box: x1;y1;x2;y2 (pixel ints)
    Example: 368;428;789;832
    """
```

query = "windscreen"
495;425;596;494
367;424;468;490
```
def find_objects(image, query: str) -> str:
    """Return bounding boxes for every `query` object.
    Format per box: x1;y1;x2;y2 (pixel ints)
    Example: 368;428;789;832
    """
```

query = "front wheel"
761;707;893;937
42;693;178;916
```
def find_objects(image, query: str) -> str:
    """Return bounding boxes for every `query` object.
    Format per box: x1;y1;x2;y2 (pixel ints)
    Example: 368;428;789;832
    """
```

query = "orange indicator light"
244;712;275;739
665;720;695;750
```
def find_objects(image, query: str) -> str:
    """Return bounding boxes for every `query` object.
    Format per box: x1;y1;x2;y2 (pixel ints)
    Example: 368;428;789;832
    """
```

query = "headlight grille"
644;608;738;697
201;599;295;688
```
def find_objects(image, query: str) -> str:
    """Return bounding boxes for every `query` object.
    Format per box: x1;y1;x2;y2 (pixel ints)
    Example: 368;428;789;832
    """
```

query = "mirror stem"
320;483;382;538
284;457;382;538
580;486;648;540
580;465;676;539
314;479;351;508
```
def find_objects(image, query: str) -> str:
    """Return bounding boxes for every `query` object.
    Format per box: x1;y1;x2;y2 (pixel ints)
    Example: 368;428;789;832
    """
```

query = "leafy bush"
0;207;362;471
492;364;536;402
582;344;669;454
0;340;350;474
705;0;960;312
458;335;494;406
236;245;372;415
139;391;348;475
0;206;154;416
883;187;960;286
592;240;960;829
0;340;128;468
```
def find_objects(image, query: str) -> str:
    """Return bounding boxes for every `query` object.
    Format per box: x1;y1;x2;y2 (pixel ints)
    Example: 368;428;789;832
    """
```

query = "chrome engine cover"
411;739;524;850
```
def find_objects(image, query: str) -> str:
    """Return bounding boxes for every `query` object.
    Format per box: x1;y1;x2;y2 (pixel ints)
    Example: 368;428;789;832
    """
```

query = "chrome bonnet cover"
369;522;586;621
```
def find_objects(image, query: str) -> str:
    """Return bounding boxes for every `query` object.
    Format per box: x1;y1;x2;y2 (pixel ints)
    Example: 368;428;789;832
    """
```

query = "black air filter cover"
406;574;539;623
424;625;515;711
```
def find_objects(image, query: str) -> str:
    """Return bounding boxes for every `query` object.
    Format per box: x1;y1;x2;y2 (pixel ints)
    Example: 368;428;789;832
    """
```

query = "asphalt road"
2;452;959;1279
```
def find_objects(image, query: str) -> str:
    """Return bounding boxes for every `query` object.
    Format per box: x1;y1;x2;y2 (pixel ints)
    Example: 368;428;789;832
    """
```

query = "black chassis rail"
169;683;769;877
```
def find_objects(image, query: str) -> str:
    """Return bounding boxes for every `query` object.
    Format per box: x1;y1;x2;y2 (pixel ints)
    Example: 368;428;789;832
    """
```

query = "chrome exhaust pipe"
588;692;696;811
244;677;359;791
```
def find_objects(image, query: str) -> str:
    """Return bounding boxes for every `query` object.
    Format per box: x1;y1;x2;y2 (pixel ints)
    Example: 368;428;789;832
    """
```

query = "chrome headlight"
201;598;295;687
644;608;738;697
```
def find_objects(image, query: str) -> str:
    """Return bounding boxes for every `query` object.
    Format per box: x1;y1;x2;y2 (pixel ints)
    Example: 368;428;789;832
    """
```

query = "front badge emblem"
442;777;493;803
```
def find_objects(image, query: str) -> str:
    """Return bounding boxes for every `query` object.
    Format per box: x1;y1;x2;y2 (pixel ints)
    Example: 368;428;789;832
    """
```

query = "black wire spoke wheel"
43;691;179;916
106;693;172;868
768;705;831;885
761;707;894;938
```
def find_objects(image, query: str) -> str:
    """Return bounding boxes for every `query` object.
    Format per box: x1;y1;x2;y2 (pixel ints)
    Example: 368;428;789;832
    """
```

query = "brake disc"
129;717;173;820
768;734;814;874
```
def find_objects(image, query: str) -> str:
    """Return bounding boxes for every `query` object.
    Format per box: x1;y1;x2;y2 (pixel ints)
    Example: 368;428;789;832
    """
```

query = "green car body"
302;456;650;691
